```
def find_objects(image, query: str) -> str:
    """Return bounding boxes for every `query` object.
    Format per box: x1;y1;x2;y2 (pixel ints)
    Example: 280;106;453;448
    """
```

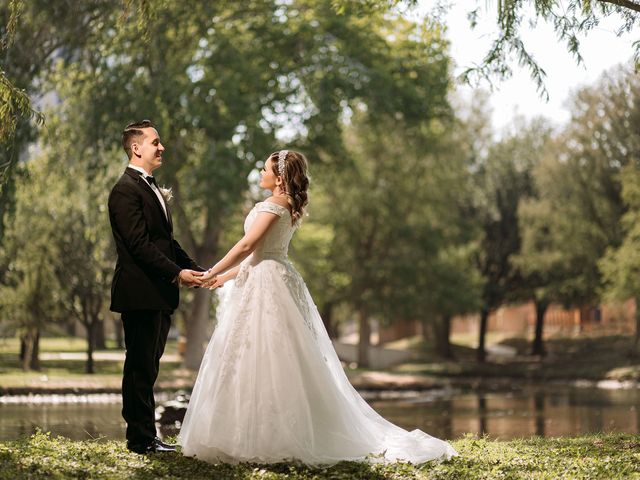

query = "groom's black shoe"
127;438;177;454
154;437;177;450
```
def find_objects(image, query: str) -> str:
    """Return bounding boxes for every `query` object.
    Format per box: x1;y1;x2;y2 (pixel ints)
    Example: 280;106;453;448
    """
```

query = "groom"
108;120;204;454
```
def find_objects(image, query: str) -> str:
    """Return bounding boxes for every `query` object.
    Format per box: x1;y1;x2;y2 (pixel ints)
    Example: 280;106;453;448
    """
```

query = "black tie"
145;175;157;188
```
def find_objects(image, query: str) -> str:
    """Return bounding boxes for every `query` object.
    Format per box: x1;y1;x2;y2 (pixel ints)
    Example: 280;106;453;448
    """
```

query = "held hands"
200;268;223;290
200;268;217;283
203;275;224;290
178;269;205;288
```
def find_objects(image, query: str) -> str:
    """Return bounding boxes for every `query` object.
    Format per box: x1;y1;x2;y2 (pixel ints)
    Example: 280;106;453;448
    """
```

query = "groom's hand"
179;269;204;287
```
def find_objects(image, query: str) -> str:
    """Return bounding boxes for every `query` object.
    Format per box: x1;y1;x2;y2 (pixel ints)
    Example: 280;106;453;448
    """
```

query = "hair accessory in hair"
278;150;288;176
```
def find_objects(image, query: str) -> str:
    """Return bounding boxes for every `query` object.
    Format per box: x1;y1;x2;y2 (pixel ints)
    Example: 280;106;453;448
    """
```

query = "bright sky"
414;1;638;133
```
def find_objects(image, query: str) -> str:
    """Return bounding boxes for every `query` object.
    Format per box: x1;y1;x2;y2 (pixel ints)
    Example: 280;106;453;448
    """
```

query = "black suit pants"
121;310;171;447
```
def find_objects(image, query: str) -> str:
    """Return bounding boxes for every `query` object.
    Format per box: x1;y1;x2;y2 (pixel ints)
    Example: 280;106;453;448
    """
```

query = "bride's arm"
202;212;280;279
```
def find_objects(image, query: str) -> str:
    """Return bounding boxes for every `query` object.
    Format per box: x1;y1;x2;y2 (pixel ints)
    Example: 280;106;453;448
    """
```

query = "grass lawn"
0;337;179;355
390;334;640;382
0;337;90;354
0;431;638;479
0;338;195;392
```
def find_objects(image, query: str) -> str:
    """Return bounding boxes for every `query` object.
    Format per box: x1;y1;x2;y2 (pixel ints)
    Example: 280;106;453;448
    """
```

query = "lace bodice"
244;201;295;260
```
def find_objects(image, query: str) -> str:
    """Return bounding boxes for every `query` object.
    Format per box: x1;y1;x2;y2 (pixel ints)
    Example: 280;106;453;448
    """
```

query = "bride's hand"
204;276;223;290
200;268;216;282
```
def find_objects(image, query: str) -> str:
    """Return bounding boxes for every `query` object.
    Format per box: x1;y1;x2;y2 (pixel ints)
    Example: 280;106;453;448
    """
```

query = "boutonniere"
159;186;173;203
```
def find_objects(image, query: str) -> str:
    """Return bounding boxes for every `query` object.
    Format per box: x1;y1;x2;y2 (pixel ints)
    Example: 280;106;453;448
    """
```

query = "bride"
178;150;457;465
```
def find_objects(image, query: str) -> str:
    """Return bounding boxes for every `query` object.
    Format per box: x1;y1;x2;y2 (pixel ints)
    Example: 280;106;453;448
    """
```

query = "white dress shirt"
127;164;168;220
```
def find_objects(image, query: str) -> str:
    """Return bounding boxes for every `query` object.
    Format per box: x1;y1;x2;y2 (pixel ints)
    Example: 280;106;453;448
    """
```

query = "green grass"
385;331;511;351
0;431;639;479
0;337;93;354
0;338;194;392
0;367;196;392
0;337;179;355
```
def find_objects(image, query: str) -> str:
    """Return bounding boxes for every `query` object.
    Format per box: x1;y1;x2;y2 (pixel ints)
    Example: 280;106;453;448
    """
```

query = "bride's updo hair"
269;150;309;225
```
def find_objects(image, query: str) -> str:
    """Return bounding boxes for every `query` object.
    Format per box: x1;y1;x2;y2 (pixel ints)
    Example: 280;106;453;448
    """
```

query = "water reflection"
369;386;640;440
1;386;639;441
0;402;124;441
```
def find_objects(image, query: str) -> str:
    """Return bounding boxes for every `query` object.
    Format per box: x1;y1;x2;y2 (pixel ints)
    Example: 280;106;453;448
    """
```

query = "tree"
0;100;119;373
472;117;550;362
0;0;105;258
518;66;638;353
599;165;640;352
458;0;640;99
408;98;485;360
47;125;118;374
419;244;483;359
0;4;118;347
511;136;560;357
0;0;43;152
317;98;482;366
288;217;349;339
13;1;452;370
335;1;639;98
514;191;560;356
55;171;115;374
0;154;67;370
4;0;638;156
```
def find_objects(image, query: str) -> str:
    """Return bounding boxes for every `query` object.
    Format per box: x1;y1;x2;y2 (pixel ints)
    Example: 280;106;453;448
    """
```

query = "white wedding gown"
178;201;457;465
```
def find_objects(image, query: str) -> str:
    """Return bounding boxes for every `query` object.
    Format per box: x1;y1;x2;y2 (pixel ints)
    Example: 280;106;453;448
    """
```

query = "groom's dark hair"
122;119;156;158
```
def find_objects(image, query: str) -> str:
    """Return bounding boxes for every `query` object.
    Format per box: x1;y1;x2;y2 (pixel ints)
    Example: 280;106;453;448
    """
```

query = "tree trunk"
85;320;95;374
183;289;211;370
22;337;33;372
477;307;489;362
321;301;337;339
634;295;640;353
30;329;40;371
93;318;106;350
357;307;370;368
434;314;454;359
167;173;217;365
19;334;26;361
421;318;434;342
21;327;38;371
531;300;549;356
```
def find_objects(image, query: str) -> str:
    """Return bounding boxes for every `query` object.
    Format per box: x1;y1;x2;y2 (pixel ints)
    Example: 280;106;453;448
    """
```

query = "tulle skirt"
178;255;457;465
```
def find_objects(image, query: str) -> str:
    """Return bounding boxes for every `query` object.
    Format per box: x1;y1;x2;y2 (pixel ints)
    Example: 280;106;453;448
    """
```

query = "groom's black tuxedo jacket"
108;167;202;313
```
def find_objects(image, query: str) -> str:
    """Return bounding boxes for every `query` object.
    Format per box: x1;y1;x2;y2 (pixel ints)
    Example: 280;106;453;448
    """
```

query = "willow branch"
597;0;640;13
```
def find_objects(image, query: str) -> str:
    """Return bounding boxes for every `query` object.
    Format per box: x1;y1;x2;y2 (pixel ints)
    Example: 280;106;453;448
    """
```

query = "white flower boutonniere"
159;186;173;203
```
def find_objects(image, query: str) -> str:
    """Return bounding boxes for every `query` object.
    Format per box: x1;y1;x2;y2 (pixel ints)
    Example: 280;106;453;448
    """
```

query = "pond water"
1;385;639;442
